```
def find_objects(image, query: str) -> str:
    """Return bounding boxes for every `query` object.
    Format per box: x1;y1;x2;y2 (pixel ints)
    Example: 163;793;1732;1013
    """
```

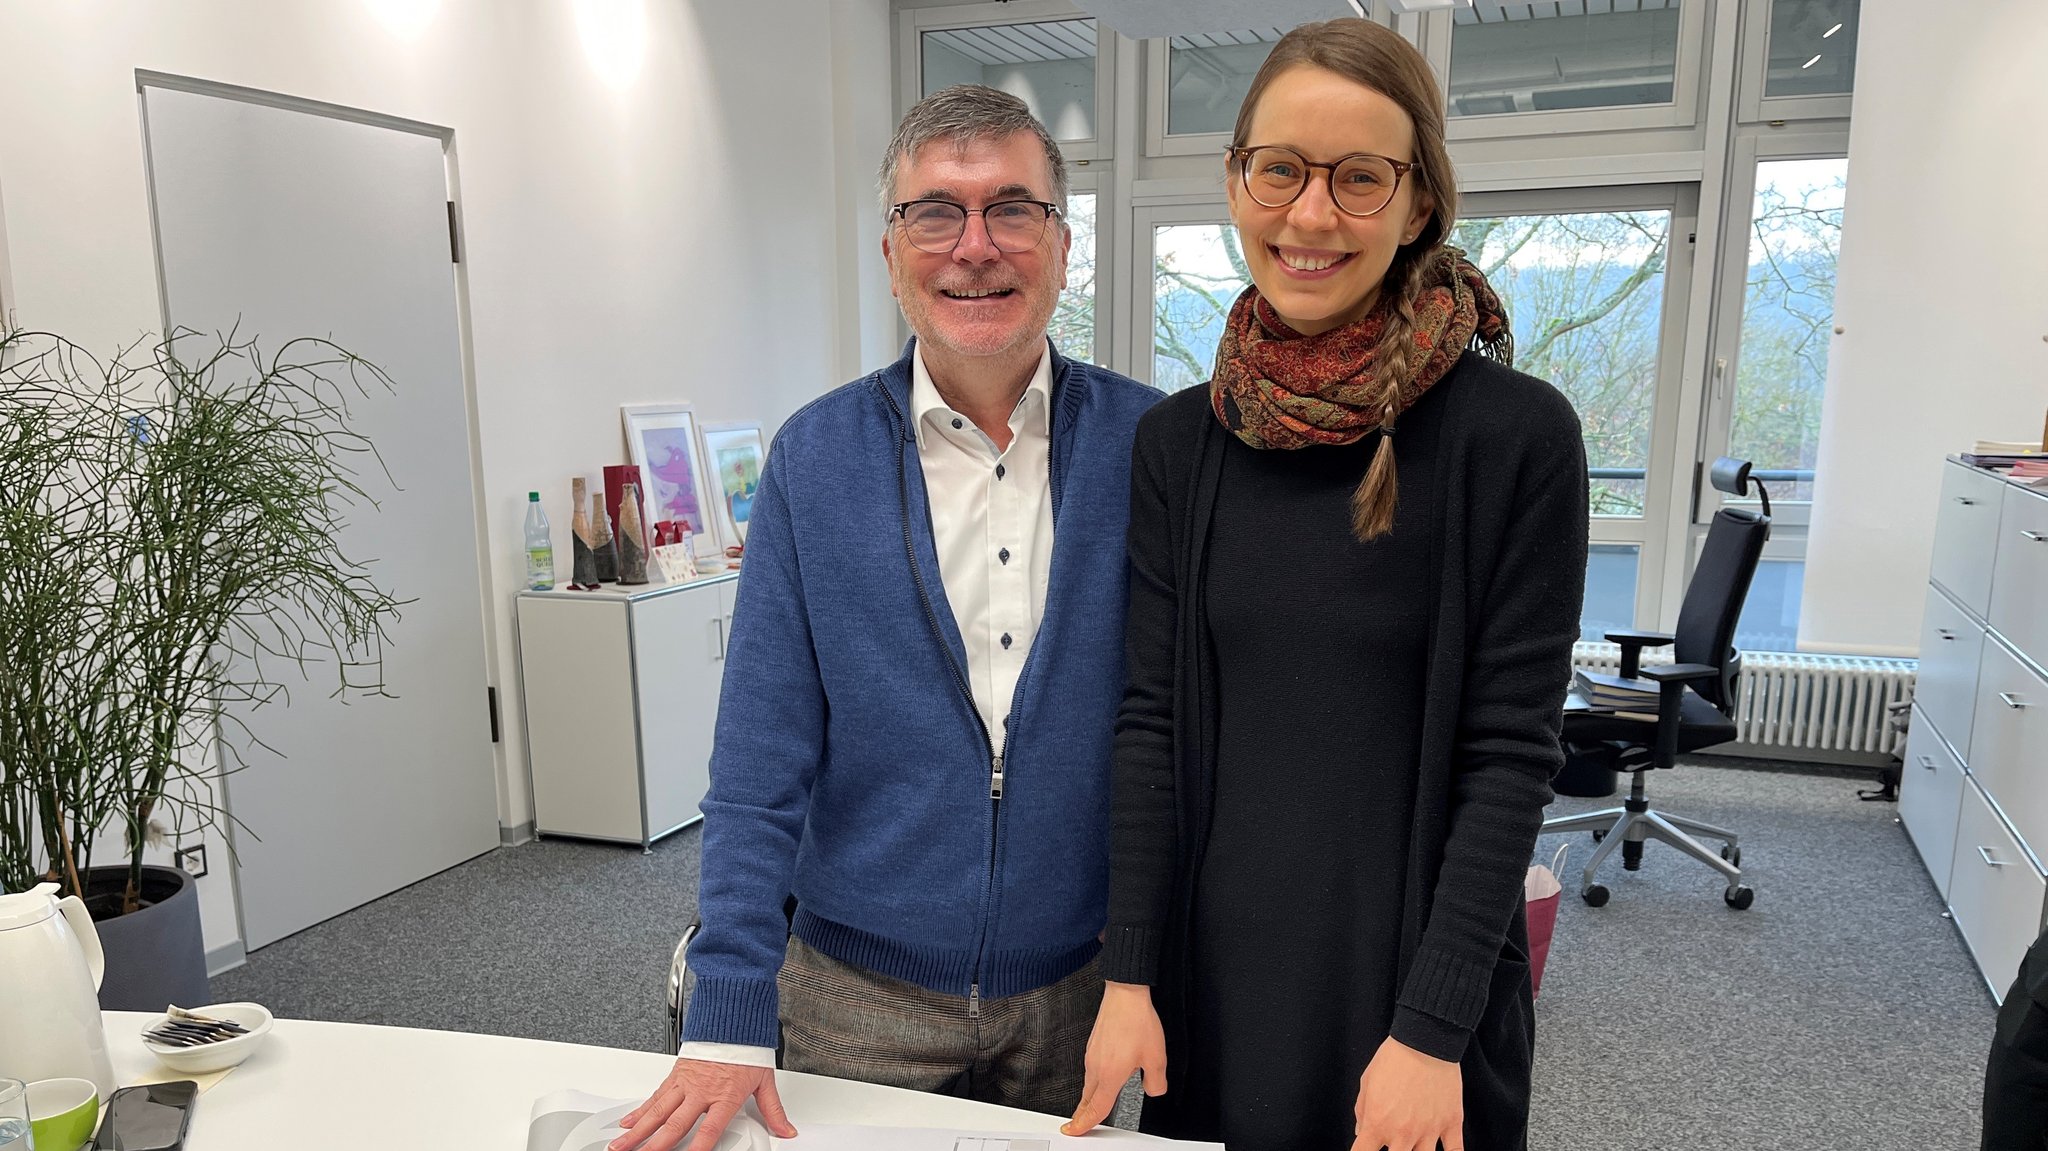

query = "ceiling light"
1802;53;1822;69
1823;22;1843;38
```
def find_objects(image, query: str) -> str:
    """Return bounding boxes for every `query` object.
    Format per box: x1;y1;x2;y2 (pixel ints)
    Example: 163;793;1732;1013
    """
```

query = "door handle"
1979;846;2011;868
2023;530;2047;543
1918;756;1936;771
1937;629;1956;641
1955;497;1978;506
1999;691;2027;710
711;617;726;661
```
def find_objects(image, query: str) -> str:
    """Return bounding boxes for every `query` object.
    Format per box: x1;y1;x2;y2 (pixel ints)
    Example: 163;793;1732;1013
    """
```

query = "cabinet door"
1898;708;1966;900
1930;462;2006;619
633;585;726;838
1914;585;1985;760
1949;779;2048;1003
521;597;644;842
1970;639;2048;860
1991;484;2048;668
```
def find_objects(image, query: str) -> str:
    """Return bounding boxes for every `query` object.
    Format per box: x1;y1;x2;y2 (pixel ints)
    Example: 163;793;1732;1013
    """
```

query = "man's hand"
1062;981;1168;1136
1350;1036;1463;1151
609;1058;798;1151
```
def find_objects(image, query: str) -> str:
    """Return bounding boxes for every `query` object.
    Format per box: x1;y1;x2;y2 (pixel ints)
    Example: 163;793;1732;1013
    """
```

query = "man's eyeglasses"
1226;145;1418;219
890;198;1061;254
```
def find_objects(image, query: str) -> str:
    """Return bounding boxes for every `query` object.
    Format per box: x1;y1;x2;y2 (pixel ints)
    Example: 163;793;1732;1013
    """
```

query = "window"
1451;209;1673;517
1049;192;1097;363
1764;0;1858;98
1150;222;1250;392
1735;557;1803;651
1448;1;1684;118
1166;29;1282;137
920;19;1099;141
1583;544;1642;642
1729;157;1845;504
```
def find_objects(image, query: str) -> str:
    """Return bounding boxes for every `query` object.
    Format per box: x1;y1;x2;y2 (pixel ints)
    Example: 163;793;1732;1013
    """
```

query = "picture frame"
698;421;767;549
620;403;721;558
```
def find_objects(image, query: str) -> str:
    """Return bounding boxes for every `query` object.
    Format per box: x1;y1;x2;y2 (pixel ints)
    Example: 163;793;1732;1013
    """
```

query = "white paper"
527;1096;1221;1151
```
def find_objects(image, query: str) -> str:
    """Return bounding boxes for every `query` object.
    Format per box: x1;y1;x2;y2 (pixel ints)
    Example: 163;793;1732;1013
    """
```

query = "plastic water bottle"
524;492;554;590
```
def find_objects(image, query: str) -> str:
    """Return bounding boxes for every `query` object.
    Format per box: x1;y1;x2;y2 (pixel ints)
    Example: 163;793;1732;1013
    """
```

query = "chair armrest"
1606;629;1676;678
1638;664;1719;770
1641;662;1718;684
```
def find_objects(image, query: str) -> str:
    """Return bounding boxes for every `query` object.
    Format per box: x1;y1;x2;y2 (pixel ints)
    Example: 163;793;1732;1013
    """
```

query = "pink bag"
1524;844;1568;998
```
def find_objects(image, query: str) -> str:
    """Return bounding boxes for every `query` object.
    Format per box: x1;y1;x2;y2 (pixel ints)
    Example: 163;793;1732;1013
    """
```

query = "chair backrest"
1673;506;1770;714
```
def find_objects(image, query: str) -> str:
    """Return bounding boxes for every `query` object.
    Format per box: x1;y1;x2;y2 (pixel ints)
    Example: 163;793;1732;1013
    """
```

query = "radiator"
1571;643;1918;757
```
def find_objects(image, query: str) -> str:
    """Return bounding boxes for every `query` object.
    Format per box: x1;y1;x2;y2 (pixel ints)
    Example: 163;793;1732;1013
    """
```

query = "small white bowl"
140;1002;274;1074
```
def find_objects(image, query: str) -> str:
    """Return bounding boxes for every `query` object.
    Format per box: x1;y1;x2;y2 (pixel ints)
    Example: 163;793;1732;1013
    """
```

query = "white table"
103;1012;1155;1149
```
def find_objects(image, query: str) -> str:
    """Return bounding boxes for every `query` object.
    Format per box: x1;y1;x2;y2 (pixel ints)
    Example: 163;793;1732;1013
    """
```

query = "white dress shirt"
678;344;1055;1067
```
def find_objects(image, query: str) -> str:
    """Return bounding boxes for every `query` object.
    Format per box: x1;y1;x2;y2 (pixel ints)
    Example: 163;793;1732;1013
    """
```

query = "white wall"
0;0;896;957
1800;0;2048;656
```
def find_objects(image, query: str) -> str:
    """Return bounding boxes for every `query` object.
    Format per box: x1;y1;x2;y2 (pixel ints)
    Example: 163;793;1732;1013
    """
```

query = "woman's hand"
1062;981;1169;1135
1351;1035;1463;1151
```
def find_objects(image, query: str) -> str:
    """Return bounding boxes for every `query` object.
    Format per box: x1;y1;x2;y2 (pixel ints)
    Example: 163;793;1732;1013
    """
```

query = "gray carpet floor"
212;760;2000;1148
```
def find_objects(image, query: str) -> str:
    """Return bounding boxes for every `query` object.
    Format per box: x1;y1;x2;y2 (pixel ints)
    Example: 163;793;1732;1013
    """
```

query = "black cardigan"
1100;352;1590;1062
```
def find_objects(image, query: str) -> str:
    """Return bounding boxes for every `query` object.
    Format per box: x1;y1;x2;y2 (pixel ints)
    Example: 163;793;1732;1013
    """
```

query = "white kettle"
0;882;117;1097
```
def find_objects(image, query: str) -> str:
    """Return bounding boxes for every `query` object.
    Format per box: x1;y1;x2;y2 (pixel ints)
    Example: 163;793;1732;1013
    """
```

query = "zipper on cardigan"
880;370;1064;1021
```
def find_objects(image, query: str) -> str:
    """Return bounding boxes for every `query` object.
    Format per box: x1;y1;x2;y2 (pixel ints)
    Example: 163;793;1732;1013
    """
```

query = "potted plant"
0;326;404;1010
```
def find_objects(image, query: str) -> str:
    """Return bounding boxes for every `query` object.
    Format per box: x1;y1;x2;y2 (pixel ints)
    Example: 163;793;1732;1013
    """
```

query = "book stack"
1959;439;2047;470
1571;668;1664;722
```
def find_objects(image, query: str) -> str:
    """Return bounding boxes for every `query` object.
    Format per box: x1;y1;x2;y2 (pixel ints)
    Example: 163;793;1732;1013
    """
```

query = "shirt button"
1001;633;1013;650
951;418;964;430
999;548;1011;565
995;464;1006;480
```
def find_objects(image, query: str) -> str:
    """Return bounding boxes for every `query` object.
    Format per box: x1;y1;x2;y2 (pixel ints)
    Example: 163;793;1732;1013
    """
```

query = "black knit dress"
1104;356;1589;1151
1150;430;1429;1149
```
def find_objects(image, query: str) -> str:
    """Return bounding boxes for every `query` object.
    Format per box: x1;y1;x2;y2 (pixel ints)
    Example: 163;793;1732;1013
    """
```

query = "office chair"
1543;457;1771;910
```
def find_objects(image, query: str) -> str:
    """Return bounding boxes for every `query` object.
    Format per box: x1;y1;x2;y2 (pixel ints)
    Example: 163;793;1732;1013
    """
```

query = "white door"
140;81;499;949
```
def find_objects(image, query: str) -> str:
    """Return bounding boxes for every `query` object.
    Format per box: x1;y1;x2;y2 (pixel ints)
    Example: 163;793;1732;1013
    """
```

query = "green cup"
27;1077;100;1151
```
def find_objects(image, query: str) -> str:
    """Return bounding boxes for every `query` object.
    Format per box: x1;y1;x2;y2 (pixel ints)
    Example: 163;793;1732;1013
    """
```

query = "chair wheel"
1591;829;1607;843
1582;884;1611;907
1721;845;1742;866
1724;885;1755;910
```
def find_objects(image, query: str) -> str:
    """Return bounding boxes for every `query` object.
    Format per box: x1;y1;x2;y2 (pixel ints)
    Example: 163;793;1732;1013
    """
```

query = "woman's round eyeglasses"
1227;145;1418;219
890;198;1061;254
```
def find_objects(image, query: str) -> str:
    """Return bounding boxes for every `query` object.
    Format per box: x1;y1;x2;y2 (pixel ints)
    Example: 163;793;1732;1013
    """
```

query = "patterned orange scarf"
1210;247;1513;450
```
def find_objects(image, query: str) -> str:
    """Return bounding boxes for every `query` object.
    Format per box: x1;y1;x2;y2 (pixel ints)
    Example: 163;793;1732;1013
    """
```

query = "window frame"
1697;127;1849;534
1411;0;1713;143
897;0;1114;162
1737;0;1857;124
1459;182;1699;630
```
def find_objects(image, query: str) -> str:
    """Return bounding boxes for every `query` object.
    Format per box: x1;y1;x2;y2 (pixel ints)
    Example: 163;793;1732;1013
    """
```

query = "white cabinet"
1897;711;1965;900
1949;779;2048;1002
1903;459;2048;1001
1929;463;2006;618
516;574;739;848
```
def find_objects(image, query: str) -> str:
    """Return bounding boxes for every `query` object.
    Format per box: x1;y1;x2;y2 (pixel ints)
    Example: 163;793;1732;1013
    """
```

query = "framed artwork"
621;403;720;556
698;421;766;547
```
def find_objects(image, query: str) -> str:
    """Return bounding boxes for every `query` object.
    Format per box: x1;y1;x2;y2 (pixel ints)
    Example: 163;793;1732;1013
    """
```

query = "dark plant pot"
84;864;211;1012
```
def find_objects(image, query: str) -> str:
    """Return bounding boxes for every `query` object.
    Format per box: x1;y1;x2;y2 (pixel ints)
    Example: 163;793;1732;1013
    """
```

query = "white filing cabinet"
1900;459;2048;1001
516;573;739;848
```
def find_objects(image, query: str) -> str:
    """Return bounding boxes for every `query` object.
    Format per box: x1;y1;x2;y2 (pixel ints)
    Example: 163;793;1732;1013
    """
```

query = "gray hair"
877;85;1070;221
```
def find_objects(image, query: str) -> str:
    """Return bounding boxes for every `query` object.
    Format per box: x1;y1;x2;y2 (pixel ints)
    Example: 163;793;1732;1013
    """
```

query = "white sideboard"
1899;459;2048;1002
516;572;739;849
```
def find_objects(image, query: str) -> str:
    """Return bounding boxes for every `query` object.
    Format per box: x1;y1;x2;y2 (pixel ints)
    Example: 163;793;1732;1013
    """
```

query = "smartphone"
98;1081;197;1151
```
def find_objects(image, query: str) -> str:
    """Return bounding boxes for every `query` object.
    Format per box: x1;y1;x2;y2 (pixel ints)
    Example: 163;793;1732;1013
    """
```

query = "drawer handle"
1955;497;1978;505
1999;691;2028;710
1979;846;2011;868
2024;530;2048;543
1918;755;1937;771
1937;629;1956;641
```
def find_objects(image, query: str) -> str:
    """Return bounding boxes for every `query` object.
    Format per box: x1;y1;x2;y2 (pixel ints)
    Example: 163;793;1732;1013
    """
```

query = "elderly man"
611;86;1160;1151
